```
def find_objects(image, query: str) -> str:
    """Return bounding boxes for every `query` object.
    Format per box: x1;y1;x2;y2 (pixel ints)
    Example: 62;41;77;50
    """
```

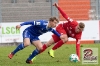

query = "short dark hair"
79;22;85;29
49;17;59;23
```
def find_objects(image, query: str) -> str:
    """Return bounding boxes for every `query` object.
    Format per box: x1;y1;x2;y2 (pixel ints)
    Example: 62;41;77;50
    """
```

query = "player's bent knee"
46;42;53;47
23;42;30;47
62;38;68;43
37;46;43;51
46;41;54;47
62;36;68;43
61;35;68;43
24;44;30;47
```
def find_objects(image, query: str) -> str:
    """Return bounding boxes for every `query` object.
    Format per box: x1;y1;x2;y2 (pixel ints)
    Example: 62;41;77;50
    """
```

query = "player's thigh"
32;40;43;50
23;30;31;46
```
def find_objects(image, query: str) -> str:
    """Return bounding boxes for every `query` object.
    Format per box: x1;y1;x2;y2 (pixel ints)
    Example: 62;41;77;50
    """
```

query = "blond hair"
49;17;59;23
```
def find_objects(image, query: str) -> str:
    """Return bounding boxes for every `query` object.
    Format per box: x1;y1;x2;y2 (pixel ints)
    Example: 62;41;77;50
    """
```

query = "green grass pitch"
0;44;99;66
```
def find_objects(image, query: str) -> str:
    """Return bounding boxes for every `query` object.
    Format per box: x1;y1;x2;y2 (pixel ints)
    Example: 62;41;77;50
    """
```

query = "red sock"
40;44;47;53
76;44;80;59
52;40;64;50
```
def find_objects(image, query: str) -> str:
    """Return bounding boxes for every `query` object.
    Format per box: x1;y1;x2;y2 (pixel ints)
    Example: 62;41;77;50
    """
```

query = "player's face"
75;25;83;33
49;20;58;28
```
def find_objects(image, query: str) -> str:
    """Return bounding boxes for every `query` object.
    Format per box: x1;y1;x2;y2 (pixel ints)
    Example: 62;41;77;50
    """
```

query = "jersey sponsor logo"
36;22;41;25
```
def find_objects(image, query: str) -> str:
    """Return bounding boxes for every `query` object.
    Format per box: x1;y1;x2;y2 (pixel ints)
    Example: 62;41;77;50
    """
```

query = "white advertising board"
0;20;99;43
81;20;99;40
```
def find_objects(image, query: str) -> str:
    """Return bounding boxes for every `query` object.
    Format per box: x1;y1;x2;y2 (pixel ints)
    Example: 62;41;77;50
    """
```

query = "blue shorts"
23;30;39;43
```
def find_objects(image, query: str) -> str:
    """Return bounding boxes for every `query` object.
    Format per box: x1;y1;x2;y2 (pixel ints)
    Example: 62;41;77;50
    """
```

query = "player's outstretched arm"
76;39;80;61
20;21;36;26
16;21;36;29
53;3;70;21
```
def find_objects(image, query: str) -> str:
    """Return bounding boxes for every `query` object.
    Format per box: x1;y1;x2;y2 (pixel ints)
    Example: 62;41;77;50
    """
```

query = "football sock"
52;40;64;50
76;44;80;59
12;43;25;54
40;44;47;53
28;49;39;60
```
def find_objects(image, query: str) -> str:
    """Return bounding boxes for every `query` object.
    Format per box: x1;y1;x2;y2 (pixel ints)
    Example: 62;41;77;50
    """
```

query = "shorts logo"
82;48;98;64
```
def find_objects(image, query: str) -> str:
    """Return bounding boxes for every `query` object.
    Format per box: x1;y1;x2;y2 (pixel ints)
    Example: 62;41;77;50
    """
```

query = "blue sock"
28;49;39;60
12;43;25;54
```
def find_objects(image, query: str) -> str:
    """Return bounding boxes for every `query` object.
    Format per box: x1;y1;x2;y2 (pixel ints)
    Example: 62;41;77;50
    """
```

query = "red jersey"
57;7;82;40
57;6;82;59
63;21;82;39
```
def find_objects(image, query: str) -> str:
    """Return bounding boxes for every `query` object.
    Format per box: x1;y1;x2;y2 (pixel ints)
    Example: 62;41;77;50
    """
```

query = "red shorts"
52;24;67;43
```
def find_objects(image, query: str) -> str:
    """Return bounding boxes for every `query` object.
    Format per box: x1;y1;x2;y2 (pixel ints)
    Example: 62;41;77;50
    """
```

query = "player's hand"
78;59;80;62
53;3;58;7
16;25;21;29
78;57;80;62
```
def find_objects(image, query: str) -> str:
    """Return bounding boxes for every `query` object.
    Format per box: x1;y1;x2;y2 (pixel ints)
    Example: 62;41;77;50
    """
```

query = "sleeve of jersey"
57;7;73;22
20;21;38;26
51;29;61;37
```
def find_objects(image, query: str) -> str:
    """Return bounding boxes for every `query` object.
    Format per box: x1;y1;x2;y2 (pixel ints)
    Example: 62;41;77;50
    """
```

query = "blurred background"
0;0;99;22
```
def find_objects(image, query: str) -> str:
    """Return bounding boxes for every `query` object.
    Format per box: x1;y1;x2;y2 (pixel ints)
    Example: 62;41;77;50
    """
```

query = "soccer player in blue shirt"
8;17;61;64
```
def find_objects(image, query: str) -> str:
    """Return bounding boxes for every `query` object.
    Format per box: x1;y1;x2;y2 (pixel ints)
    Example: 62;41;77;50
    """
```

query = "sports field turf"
0;44;99;66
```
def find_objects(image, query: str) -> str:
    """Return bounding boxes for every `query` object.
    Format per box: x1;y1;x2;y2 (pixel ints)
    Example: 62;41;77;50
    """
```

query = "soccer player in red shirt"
32;3;85;62
47;3;85;60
